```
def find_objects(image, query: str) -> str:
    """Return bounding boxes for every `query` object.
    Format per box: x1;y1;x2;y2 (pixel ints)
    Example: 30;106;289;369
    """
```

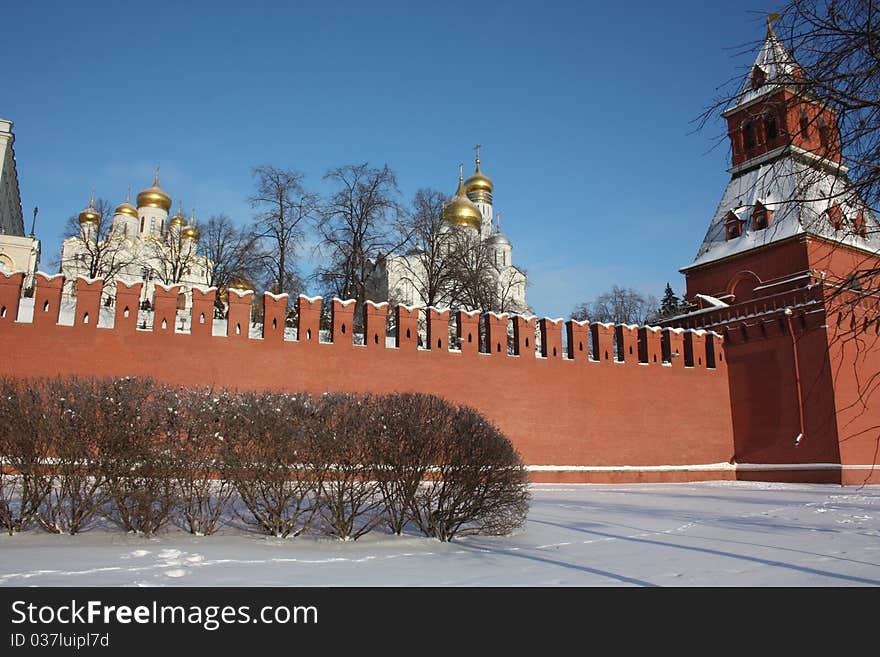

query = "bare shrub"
0;379;53;534
38;377;108;534
98;378;178;534
168;388;236;535
369;393;449;535
313;394;384;540
410;405;530;542
222;392;324;537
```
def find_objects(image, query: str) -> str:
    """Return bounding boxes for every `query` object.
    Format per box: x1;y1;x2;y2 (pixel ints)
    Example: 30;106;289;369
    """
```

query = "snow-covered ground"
1;481;878;587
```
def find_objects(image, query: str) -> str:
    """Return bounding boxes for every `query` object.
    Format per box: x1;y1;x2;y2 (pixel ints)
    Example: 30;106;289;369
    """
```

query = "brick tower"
669;19;880;484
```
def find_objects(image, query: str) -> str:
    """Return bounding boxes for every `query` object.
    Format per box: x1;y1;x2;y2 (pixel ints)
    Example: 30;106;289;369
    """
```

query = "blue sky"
2;0;776;319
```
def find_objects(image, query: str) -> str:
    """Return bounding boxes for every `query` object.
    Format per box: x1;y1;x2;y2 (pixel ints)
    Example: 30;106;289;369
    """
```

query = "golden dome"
464;158;494;196
169;204;188;227
78;194;100;225
136;174;172;211
443;168;482;230
114;189;138;218
181;224;200;241
230;278;252;291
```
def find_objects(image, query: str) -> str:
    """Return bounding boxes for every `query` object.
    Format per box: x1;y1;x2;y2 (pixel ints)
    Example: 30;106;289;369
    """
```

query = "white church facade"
60;174;211;310
368;151;529;314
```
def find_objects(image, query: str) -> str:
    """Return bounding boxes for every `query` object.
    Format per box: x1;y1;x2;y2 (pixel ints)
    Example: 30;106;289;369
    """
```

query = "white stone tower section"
0;119;24;237
0;118;40;285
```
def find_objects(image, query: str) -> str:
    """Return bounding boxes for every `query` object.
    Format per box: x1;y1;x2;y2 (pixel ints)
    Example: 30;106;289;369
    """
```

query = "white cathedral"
368;151;529;314
60;174;210;309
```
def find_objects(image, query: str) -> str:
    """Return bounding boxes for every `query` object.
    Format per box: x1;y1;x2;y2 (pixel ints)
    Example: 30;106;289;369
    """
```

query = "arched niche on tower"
728;270;761;304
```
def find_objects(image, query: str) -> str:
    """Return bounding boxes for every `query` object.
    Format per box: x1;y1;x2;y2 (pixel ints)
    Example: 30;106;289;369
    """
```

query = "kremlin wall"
0;271;736;484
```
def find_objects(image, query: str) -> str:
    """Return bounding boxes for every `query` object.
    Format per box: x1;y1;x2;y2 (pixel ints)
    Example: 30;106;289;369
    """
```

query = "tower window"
752;202;772;231
826;203;843;230
854;210;867;238
818;117;831;150
725;211;742;240
764;113;778;141
751;65;766;89
743;122;755;150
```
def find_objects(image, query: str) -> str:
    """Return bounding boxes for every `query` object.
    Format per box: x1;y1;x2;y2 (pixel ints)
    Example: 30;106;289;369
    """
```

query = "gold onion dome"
169;204;188;227
182;224;200;241
464;157;493;196
136;173;172;211
442;168;482;230
114;189;138;218
78;194;100;225
229;276;253;291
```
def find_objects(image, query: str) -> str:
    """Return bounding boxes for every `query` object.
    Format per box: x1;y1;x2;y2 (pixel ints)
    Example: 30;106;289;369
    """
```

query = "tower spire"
767;12;781;37
125;186;131;203
475;143;482;171
154;163;160;186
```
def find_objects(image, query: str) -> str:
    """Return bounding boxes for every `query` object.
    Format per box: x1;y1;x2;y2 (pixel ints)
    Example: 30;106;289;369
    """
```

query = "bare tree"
199;214;261;290
249;165;316;296
142;225;202;287
60;198;137;289
390;188;456;308
572;285;659;325
314;163;405;313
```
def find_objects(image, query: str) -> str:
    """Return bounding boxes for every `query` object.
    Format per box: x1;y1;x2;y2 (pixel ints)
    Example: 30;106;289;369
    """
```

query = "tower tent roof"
684;156;880;271
724;30;801;115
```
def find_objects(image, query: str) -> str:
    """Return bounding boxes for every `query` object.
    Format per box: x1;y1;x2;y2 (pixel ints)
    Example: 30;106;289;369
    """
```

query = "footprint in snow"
124;549;151;559
165;569;187;578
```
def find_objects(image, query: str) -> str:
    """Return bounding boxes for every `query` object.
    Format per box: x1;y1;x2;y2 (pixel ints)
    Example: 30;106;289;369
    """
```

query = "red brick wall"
0;273;736;483
684;237;812;303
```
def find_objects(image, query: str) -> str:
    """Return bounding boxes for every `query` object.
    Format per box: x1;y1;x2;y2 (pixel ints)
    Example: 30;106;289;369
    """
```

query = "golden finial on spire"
459;162;464;185
496;212;501;234
475;143;482;170
125;186;131;203
89;188;95;208
154;163;160;185
767;12;782;36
